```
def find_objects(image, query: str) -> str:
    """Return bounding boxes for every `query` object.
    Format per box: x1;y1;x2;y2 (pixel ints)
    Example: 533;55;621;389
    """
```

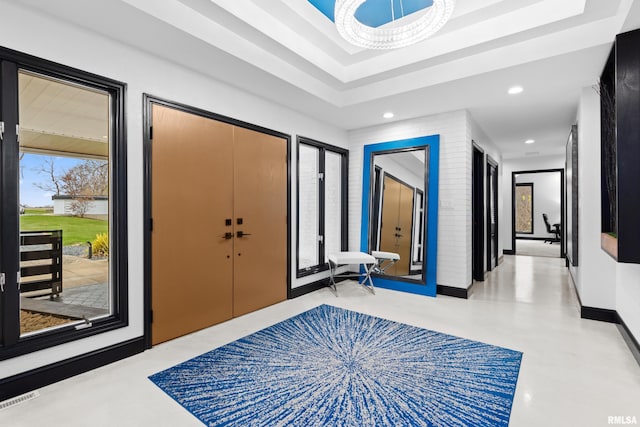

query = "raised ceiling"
8;0;638;158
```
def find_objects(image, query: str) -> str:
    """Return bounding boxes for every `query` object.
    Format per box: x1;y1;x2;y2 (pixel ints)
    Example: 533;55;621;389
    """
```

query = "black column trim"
503;249;515;255
0;337;144;402
515;236;555;241
289;277;348;299
437;284;473;299
617;317;640;367
570;274;639;365
580;306;619;323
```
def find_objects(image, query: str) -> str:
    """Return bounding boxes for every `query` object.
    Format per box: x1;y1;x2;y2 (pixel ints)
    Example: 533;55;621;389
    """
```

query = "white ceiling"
10;0;639;159
19;70;110;158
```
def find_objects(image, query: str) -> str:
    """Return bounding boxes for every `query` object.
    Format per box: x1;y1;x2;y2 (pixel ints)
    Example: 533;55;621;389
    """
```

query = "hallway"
2;256;639;426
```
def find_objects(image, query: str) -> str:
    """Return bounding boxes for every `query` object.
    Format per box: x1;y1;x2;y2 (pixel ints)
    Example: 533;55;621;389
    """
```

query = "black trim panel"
570;273;638;365
581;306;619;323
0;337;144;401
515;237;551;241
503;249;515;255
289;277;348;299
618;318;640;367
437;284;470;299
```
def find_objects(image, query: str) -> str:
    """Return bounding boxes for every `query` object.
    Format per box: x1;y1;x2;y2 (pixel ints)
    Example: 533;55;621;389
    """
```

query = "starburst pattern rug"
149;305;522;426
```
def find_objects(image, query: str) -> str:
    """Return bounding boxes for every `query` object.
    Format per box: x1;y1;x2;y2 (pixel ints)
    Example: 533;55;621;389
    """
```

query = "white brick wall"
348;110;472;288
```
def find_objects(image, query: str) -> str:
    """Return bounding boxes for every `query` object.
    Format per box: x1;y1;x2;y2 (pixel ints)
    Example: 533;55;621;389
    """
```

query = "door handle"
221;232;233;240
237;231;252;238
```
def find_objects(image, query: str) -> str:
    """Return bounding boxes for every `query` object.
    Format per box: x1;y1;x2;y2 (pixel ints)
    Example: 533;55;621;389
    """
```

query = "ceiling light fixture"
525;139;535;144
335;0;456;50
508;86;524;95
383;112;395;119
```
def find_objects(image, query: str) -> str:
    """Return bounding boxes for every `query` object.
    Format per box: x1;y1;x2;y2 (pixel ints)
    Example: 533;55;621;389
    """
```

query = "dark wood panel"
151;104;234;345
233;127;287;316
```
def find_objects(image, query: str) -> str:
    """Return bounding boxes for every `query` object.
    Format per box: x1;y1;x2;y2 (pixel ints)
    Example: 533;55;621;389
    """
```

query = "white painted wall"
374;154;424;191
515;172;561;239
571;87;617;312
501;155;565;252
0;2;347;378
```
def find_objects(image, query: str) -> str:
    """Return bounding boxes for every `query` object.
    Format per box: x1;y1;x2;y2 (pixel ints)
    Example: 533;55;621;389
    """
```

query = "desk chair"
542;213;561;243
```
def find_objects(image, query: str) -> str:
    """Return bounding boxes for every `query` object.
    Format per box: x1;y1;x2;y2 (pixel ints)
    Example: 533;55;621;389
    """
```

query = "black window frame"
0;46;128;360
296;136;348;278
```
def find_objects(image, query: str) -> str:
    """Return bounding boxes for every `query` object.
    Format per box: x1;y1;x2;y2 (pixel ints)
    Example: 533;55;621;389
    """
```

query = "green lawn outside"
20;214;108;246
24;207;53;215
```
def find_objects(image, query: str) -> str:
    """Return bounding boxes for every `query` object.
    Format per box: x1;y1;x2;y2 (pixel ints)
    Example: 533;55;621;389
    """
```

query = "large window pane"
298;145;319;270
324;151;342;258
18;71;111;336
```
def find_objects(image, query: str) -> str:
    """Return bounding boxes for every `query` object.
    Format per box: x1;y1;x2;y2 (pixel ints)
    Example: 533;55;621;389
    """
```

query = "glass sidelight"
298;144;320;270
18;71;111;336
0;48;127;359
296;137;348;277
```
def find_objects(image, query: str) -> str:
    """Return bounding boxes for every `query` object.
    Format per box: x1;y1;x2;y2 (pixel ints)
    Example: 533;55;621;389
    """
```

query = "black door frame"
511;168;565;257
472;142;485;281
142;95;291;349
486;156;499;271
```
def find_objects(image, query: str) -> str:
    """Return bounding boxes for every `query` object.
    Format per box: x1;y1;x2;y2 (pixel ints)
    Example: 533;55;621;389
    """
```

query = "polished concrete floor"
515;239;561;258
2;256;639;426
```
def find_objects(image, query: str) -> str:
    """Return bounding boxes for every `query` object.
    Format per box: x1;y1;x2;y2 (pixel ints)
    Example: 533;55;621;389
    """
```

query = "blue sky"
20;153;83;207
308;0;432;27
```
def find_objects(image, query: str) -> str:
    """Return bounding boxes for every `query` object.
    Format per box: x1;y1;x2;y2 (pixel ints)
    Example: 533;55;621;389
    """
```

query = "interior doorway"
144;99;289;346
511;169;565;258
486;156;499;271
472;143;485;281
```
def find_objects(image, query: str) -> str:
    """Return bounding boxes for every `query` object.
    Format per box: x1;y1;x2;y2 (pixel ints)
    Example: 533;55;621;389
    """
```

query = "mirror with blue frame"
361;135;439;296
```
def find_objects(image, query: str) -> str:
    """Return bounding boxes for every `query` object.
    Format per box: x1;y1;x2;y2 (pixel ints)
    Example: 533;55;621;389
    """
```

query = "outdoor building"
52;195;108;216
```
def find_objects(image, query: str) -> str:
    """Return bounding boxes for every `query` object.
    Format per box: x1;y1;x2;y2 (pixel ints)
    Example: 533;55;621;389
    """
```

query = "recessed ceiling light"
525;139;535;144
508;86;524;95
383;112;394;119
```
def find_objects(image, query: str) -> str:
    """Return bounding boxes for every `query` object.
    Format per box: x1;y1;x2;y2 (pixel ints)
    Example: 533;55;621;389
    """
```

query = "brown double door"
379;174;414;276
150;104;287;345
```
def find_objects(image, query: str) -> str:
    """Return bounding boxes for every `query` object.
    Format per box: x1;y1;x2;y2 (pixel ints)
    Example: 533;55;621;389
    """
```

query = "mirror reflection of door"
370;149;427;281
379;175;414;275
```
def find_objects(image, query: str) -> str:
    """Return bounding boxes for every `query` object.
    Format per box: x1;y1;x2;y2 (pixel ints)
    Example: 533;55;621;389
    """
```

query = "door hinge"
0;273;5;293
149;310;153;323
318;172;324;181
149;218;153;231
149;126;153;140
318;235;324;244
17;271;21;291
0;121;4;141
16;124;20;143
